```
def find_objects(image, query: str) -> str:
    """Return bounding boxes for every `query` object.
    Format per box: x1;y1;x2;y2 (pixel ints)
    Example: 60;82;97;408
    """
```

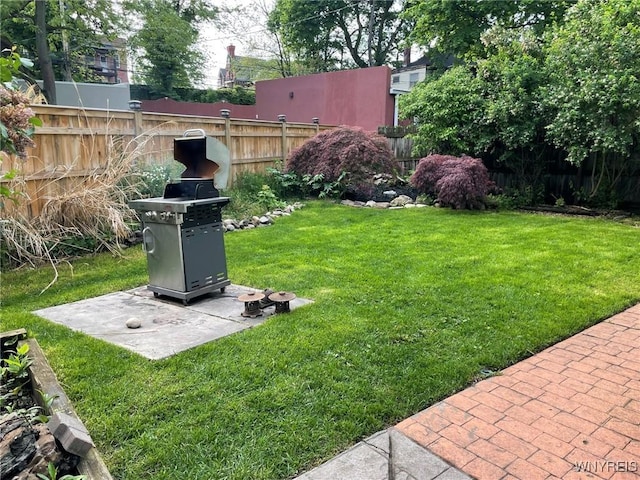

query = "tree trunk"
35;0;56;104
367;0;376;67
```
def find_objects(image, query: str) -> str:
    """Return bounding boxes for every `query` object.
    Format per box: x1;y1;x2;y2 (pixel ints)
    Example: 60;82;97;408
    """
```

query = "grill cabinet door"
144;223;186;292
182;223;228;292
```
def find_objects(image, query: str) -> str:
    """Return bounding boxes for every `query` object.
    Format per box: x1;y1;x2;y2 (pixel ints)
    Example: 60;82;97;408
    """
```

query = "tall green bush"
399;66;486;157
543;0;640;203
399;0;640;208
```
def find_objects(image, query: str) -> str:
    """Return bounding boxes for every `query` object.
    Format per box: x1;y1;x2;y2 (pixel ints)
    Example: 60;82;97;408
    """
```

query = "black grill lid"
163;179;219;200
174;129;229;181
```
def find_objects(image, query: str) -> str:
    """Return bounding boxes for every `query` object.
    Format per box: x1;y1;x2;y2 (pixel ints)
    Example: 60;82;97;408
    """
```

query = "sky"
197;0;275;89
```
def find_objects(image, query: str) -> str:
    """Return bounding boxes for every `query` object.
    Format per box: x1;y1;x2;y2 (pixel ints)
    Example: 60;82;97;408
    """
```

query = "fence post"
129;100;143;139
225;118;232;149
220;109;231;149
133;110;143;139
279;114;287;162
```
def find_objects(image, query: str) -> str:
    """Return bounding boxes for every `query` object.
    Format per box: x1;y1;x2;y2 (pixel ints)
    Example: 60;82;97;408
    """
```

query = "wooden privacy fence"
1;105;331;219
377;126;420;174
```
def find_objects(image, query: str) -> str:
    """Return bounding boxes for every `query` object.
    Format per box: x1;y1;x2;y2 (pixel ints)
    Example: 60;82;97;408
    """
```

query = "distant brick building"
218;44;273;88
85;38;129;84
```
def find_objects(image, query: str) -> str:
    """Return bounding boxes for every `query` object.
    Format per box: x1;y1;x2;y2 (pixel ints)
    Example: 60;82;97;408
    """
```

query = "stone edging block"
47;412;95;457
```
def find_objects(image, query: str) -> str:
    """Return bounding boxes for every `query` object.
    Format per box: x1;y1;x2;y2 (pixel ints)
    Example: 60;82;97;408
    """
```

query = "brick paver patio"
395;304;640;480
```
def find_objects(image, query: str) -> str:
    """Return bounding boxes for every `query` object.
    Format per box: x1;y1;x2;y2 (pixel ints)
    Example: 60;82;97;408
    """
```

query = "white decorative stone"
126;317;141;329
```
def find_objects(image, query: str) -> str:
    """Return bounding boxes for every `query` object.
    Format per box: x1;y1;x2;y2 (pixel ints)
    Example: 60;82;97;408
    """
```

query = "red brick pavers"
395;304;640;479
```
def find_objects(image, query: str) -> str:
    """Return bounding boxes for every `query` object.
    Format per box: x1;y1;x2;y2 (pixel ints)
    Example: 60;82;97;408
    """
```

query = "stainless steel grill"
129;129;231;305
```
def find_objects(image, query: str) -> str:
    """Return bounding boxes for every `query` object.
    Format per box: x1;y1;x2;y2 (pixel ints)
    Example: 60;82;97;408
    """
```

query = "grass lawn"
2;201;639;479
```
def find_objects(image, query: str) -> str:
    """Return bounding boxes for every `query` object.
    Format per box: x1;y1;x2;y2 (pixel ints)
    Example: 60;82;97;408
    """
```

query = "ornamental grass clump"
410;154;494;209
285;127;397;198
1;131;152;287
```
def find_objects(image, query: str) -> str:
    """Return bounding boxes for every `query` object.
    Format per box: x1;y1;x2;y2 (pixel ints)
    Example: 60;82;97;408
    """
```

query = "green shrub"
231;171;271;197
256;185;285;211
222;171;286;219
131;161;184;198
267;167;347;199
266;167;304;198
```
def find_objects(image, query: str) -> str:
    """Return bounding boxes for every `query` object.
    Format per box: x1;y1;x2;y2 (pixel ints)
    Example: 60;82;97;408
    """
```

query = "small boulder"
126;318;142;329
390;195;413;207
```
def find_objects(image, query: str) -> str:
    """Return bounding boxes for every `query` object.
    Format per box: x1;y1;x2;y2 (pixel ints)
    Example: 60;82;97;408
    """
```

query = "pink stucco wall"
255;66;394;131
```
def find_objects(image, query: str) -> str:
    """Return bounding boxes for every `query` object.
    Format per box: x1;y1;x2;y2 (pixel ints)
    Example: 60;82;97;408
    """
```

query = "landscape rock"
373;173;394;185
211;203;304;233
125;317;141;329
341;195;433;211
390;195;413;207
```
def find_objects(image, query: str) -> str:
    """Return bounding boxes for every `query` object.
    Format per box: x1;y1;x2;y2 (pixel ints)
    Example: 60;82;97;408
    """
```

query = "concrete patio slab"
293;429;471;480
34;284;312;360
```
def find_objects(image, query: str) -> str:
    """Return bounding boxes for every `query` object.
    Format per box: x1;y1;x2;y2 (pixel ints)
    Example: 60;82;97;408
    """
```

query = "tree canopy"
404;0;575;62
543;0;640;166
0;0;124;102
267;0;410;73
125;0;218;95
